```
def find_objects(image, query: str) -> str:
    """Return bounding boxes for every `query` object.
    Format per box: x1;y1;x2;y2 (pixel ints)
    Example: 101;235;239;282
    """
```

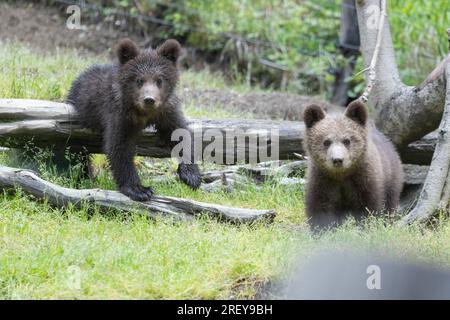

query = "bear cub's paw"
120;184;154;202
177;163;202;190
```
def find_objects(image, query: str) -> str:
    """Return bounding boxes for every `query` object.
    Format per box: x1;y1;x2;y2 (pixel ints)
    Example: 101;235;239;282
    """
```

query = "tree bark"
0;99;436;164
354;0;450;223
399;63;450;225
0;165;275;223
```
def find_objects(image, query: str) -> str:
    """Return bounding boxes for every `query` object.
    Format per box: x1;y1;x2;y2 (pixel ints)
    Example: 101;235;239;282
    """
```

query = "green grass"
0;40;253;120
1;41;450;299
180;68;254;93
0;192;300;299
0;42;96;101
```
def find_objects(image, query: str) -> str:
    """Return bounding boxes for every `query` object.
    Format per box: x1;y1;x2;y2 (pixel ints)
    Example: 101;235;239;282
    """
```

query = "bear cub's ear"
116;38;139;65
157;39;181;64
345;100;368;126
304;104;326;128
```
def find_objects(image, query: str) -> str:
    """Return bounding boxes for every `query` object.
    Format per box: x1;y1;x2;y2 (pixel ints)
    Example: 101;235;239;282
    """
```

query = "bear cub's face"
304;101;369;175
116;38;181;116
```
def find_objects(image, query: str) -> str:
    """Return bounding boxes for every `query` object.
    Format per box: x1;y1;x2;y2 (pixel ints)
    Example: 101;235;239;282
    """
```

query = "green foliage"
388;0;450;85
0;41;97;101
77;0;449;97
69;0;341;95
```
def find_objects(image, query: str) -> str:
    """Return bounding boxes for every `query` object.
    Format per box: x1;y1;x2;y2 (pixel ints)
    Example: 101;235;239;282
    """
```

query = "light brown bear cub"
303;100;403;230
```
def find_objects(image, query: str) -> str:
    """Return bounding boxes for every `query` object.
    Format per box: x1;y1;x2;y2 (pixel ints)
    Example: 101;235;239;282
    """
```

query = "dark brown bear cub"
303;100;403;230
67;38;201;201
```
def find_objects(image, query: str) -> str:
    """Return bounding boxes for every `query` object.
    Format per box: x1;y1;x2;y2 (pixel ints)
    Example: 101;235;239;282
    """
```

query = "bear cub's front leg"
105;131;154;202
177;163;201;189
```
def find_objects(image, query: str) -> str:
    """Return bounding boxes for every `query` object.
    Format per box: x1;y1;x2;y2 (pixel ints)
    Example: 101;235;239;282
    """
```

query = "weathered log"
0;99;304;163
200;160;308;192
201;162;427;196
402;164;429;186
201;162;428;186
0;165;275;223
0;99;437;165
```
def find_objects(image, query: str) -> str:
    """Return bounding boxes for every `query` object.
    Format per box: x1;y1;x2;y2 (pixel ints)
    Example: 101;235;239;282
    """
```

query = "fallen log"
200;161;308;193
155;161;429;196
202;162;429;186
402;164;429;186
0;99;304;163
0;99;437;165
0;165;275;223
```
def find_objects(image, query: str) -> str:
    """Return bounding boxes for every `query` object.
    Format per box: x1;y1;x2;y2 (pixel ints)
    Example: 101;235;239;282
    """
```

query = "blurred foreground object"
286;251;450;299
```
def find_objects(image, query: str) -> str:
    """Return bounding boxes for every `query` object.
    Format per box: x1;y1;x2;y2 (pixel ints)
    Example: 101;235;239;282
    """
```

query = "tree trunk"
399;63;450;225
331;0;360;106
355;0;450;148
355;0;450;223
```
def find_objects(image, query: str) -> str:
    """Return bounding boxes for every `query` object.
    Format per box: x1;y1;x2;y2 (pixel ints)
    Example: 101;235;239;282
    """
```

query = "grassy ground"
1;41;450;299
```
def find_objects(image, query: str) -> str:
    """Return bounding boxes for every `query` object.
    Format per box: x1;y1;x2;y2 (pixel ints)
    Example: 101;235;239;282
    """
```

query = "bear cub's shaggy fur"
67;38;201;201
303;101;403;230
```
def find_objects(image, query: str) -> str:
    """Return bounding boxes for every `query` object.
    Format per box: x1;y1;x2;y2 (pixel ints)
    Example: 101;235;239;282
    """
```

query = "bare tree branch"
359;0;386;103
0;165;276;223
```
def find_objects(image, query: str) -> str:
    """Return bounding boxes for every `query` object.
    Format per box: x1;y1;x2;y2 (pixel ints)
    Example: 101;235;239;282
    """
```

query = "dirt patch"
181;88;339;120
1;1;337;120
0;1;135;55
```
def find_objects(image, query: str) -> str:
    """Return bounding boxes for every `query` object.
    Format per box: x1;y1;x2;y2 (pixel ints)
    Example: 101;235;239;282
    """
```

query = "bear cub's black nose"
333;158;343;167
144;97;155;106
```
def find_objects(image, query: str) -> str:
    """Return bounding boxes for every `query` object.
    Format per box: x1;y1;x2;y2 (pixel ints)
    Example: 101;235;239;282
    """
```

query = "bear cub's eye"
155;78;163;88
323;139;331;147
343;138;351;147
136;78;144;87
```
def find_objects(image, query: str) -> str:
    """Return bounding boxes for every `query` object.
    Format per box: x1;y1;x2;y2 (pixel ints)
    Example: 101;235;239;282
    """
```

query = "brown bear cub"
67;38;201;201
303;100;403;230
